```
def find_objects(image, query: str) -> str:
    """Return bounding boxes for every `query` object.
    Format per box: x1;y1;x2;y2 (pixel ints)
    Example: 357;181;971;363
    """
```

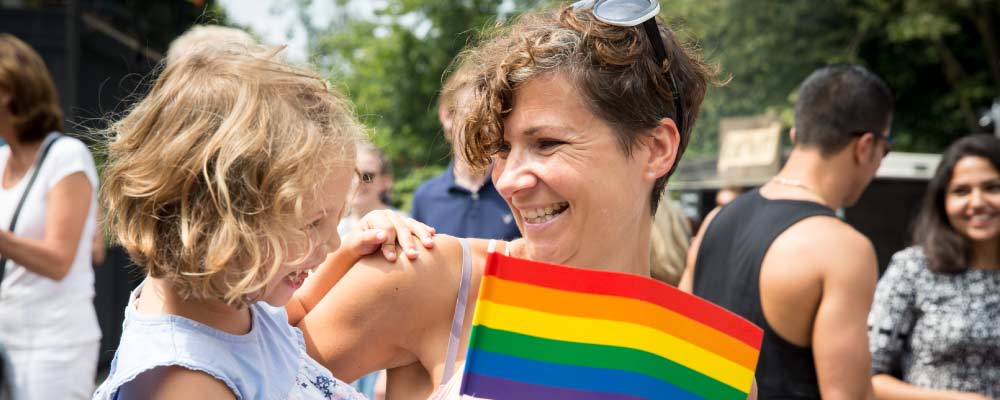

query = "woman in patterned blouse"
868;134;1000;399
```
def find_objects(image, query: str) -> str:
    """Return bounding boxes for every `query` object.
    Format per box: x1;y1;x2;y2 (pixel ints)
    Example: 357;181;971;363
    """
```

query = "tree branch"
935;39;981;132
967;8;1000;93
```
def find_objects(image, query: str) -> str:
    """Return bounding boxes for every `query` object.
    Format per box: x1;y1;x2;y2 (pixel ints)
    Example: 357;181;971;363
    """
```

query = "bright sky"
219;0;521;61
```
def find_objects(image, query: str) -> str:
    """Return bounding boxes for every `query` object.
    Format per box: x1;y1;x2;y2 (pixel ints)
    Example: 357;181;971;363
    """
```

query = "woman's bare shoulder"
329;235;478;319
354;235;468;279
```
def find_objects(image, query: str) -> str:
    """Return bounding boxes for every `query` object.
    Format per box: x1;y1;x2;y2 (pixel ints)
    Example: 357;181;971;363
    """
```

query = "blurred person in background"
166;24;255;63
649;193;691;286
410;65;520;241
0;34;101;399
868;134;1000;400
339;144;404;237
715;186;742;208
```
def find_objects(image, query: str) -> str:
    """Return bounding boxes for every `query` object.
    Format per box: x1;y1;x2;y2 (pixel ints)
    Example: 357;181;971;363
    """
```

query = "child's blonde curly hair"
101;45;364;307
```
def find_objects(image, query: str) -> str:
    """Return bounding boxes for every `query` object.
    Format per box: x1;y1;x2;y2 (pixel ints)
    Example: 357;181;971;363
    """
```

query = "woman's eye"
985;182;1000;193
538;139;565;150
950;187;970;196
494;142;511;159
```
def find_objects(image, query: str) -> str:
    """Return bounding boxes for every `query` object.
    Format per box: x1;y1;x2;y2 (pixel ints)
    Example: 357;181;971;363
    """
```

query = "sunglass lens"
593;0;656;22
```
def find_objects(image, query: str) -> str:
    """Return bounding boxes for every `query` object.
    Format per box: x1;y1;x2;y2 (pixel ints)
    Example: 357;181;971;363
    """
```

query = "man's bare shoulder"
769;215;877;280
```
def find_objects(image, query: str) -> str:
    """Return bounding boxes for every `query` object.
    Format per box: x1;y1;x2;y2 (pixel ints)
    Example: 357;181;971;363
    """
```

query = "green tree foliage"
300;0;544;209
673;0;999;155
302;0;998;203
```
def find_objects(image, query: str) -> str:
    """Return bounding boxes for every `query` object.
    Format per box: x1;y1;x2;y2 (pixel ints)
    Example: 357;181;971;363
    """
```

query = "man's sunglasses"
571;0;684;135
359;171;377;184
851;131;895;157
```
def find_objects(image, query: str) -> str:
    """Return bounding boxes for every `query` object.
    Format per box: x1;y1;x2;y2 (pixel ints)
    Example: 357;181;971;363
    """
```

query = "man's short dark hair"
793;65;894;156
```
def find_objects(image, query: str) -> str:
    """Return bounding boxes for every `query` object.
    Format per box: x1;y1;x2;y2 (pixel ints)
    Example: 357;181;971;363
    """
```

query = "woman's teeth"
969;214;997;226
521;202;569;224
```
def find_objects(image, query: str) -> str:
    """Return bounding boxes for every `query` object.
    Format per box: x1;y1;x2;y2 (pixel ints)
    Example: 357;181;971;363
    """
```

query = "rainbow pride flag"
460;253;763;400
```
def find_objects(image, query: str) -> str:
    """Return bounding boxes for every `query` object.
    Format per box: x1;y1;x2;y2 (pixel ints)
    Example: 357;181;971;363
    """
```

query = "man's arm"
811;224;878;400
678;207;720;293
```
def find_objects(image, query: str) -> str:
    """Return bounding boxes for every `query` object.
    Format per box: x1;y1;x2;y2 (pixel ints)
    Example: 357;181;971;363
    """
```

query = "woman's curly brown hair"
456;3;718;212
101;45;364;307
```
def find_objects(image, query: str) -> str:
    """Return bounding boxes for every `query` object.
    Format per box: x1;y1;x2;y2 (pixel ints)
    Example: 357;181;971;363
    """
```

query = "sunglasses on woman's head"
572;0;684;134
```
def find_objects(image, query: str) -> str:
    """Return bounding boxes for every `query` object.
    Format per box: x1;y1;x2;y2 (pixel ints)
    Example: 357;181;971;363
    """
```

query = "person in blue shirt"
410;66;520;241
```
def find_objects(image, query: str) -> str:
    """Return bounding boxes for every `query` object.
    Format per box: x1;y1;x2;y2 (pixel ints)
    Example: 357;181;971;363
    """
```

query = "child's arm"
286;212;435;325
118;366;236;400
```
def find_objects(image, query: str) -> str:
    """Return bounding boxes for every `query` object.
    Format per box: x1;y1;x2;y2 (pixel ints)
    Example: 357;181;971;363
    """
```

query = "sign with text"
717;117;783;179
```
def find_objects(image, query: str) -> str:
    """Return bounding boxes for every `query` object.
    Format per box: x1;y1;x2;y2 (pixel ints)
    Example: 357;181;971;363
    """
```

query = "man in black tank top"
679;65;894;400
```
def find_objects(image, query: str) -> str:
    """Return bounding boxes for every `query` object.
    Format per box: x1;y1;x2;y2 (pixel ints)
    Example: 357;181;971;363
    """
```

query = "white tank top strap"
441;238;472;383
486;239;511;256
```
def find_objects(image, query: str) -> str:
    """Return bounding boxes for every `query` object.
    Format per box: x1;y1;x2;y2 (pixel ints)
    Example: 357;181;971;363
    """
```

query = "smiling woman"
292;1;727;399
487;73;663;274
868;134;1000;400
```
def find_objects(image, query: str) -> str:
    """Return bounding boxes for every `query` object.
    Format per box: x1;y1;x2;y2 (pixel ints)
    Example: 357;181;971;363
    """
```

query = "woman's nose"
969;188;986;209
493;152;537;198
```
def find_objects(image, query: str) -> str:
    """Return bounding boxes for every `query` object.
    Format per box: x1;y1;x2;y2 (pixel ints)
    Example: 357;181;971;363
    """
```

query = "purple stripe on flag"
462;373;646;400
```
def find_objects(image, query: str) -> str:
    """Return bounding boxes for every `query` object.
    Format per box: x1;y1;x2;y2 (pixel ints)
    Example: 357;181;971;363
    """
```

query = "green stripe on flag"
469;325;749;400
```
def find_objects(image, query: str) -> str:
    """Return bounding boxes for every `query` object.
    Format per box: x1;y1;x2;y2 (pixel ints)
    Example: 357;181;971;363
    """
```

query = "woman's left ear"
643;118;681;181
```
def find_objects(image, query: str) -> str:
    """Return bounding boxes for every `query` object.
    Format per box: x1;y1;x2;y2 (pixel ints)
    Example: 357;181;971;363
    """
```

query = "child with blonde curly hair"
91;43;427;399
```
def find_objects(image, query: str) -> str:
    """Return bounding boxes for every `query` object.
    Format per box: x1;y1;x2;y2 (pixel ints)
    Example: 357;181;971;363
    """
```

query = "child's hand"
351;210;436;262
287;212;435;325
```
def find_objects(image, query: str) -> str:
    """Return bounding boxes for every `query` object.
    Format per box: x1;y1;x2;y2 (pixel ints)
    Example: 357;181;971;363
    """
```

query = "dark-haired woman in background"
868;134;1000;400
